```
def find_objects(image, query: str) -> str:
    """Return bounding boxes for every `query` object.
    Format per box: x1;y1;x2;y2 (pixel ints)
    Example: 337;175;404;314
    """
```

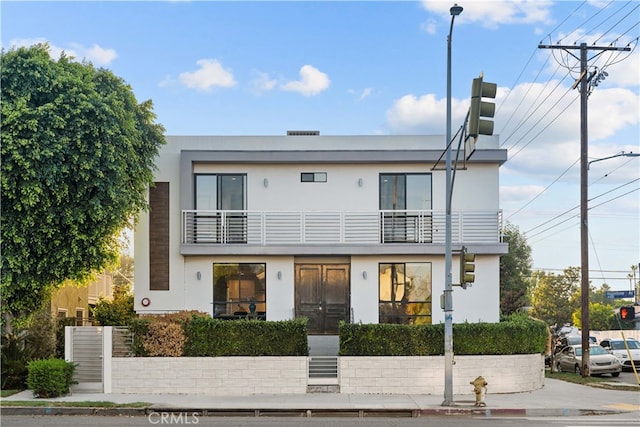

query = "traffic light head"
620;306;636;321
459;246;476;288
468;75;497;139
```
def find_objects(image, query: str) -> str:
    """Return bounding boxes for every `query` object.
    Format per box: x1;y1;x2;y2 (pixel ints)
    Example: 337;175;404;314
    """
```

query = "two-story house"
134;132;508;335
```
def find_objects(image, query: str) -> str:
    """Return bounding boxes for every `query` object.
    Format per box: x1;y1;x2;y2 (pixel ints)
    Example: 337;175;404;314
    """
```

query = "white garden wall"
107;354;544;395
110;357;308;395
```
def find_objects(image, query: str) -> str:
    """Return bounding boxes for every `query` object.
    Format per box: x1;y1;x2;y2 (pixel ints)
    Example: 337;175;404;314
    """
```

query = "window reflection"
379;262;432;325
213;263;266;319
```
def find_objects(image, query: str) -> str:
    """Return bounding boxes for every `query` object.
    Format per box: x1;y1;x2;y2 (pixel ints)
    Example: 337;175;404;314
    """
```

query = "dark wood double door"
295;263;350;335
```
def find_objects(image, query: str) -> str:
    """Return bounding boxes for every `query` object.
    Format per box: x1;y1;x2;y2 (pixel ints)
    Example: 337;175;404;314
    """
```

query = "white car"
599;338;640;371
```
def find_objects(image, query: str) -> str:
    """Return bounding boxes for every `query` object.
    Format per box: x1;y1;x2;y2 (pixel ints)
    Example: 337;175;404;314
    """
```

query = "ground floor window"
213;263;266;318
379;262;432;325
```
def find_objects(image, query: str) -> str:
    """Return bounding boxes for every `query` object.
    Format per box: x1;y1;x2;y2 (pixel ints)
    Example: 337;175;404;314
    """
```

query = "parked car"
555;345;622;377
599;338;640;371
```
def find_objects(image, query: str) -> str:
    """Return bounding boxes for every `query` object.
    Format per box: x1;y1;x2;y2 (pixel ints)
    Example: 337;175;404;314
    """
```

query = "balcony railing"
181;210;502;245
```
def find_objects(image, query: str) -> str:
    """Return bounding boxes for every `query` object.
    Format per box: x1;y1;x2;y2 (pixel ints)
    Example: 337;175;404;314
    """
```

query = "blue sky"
2;1;639;293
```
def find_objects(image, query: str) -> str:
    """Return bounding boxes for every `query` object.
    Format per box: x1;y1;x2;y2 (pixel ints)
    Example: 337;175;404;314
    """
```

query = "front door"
295;264;350;335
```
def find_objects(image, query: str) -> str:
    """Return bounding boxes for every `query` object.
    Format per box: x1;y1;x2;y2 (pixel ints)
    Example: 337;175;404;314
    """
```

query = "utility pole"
538;42;630;377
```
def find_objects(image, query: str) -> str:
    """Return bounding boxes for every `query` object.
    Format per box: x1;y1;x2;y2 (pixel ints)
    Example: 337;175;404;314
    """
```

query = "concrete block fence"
67;327;544;395
107;354;543;395
339;354;544;395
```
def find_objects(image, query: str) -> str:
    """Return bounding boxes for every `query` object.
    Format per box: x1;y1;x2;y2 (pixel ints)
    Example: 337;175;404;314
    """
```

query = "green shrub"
55;317;77;358
339;317;548;356
128;311;208;357
92;284;135;326
1;331;34;389
184;317;308;356
25;311;56;360
26;358;76;398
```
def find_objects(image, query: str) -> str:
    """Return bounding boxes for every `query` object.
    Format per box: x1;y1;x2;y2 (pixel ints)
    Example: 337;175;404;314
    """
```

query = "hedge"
339;317;547;356
183;317;308;356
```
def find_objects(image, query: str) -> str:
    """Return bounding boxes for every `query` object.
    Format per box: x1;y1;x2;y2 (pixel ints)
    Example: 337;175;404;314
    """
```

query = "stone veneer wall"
340;354;545;395
109;354;543;395
111;357;308;395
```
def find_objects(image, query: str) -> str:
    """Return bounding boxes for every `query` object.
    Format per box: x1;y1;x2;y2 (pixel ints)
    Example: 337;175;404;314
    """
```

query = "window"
57;309;67;318
76;309;84;326
213;263;266;319
194;174;247;243
380;174;432;243
379;262;432;325
301;172;327;183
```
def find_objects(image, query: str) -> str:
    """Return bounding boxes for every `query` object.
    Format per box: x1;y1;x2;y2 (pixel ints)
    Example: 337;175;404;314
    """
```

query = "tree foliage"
572;302;615;331
91;284;135;326
499;223;532;316
1;44;165;318
529;267;581;326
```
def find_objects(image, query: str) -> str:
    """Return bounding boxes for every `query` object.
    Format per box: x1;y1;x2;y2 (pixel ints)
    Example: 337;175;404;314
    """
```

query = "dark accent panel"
149;182;170;291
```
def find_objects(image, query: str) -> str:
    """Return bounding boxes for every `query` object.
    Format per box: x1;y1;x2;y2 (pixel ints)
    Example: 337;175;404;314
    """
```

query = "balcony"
181;210;502;248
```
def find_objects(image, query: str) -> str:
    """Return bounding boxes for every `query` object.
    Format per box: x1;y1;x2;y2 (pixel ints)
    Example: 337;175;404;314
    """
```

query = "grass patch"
0;400;149;408
546;371;611;385
0;390;21;398
546;371;640;391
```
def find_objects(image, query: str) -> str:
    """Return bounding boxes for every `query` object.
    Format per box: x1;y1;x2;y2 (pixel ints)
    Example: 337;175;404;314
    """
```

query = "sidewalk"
2;378;639;417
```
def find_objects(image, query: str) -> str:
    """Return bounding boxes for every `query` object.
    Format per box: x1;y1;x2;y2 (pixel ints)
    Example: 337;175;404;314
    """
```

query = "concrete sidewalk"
2;378;639;417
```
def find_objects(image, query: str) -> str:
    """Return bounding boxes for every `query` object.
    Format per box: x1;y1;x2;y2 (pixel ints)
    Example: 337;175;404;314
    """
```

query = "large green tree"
529;267;581;326
1;44;165;322
499;223;532;316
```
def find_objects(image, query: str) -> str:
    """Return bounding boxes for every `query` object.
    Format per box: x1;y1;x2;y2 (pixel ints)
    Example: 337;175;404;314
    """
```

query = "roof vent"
287;130;320;136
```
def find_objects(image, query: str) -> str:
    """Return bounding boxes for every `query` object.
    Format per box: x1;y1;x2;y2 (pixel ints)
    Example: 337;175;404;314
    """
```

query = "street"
1;413;639;427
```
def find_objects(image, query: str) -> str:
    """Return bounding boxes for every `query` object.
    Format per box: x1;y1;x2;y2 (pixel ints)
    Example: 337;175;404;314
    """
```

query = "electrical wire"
505;157;580;221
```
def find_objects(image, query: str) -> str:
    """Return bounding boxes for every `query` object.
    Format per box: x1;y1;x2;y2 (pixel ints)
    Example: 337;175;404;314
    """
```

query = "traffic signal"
620;306;636;321
459;246;476;289
468;74;497;140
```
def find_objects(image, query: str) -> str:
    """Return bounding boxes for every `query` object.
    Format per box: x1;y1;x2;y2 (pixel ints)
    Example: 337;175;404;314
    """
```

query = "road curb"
1;406;629;418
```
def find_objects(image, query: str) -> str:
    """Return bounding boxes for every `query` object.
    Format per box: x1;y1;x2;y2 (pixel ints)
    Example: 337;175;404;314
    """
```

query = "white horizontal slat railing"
181;210;502;245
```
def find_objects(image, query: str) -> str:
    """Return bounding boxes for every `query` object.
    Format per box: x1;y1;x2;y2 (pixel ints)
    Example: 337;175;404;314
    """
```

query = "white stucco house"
133;132;508;335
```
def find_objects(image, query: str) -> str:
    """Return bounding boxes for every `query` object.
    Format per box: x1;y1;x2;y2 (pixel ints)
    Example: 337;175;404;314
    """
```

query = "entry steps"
307;356;339;393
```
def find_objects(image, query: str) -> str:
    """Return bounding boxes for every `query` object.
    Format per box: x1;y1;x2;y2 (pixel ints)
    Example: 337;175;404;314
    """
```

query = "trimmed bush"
142;321;185;357
129;311;209;357
26;358;76;398
339;317;547;356
184;317;308;356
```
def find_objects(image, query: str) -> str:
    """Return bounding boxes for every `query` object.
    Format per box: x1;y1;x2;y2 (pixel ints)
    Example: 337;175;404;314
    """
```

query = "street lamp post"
443;2;463;407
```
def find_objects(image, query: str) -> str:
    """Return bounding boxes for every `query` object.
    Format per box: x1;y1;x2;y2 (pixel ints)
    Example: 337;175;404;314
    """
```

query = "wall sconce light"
277;271;282;280
362;271;367;279
263;178;269;188
196;272;202;281
358;178;363;187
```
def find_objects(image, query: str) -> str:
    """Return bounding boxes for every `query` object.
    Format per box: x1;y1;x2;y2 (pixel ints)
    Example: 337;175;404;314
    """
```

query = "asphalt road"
2;413;639;427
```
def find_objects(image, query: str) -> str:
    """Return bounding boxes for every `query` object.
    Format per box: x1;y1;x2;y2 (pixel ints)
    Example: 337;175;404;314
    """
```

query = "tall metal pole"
443;3;462;407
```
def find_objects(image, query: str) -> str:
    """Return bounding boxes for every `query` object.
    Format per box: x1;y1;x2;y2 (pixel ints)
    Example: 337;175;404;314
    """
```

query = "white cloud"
385;92;468;134
75;43;117;66
250;70;278;94
281;65;330;97
179;59;236;91
500;184;546;204
7;38;117;65
421;0;554;29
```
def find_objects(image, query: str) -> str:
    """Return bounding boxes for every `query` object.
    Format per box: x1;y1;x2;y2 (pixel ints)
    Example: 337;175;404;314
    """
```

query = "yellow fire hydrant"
470;376;488;407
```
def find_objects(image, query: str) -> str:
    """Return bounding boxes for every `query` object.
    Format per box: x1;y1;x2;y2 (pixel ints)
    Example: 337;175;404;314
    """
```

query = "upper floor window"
301;172;327;183
195;174;246;210
380;173;432;210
